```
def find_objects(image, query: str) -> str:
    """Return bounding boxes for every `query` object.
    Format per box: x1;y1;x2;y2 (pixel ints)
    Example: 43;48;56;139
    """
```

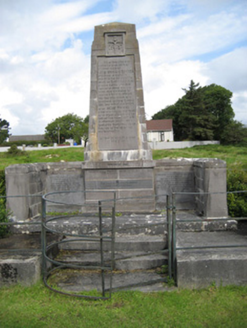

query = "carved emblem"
106;33;125;56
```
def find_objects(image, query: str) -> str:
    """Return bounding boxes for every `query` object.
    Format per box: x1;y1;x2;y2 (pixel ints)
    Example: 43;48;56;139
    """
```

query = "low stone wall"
5;158;228;220
149;140;220;150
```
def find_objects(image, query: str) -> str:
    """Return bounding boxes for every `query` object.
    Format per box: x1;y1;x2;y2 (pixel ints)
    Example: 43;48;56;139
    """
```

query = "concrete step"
11;212;238;235
176;230;247;289
55;250;167;271
59;234;167;252
0;233;61;286
49;269;172;293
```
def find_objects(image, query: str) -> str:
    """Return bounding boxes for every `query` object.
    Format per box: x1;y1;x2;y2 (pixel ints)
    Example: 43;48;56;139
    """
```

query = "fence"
0;192;170;299
1;190;247;296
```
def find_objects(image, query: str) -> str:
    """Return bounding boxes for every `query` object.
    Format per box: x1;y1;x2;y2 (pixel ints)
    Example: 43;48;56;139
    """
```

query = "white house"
146;119;174;142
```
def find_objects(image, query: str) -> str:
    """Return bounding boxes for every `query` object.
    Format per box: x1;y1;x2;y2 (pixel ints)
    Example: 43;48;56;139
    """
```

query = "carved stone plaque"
105;33;125;56
97;56;138;150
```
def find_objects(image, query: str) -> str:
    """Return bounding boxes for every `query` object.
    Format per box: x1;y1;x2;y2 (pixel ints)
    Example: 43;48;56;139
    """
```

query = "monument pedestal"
84;149;152;162
83;160;155;212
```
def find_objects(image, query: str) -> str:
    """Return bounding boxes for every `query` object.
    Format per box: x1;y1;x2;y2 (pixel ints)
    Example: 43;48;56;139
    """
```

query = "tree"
152;81;235;142
220;121;247;145
45;113;88;145
202;84;234;140
0;117;11;144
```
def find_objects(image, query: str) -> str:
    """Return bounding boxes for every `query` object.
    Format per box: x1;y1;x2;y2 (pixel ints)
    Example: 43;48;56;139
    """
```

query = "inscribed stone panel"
97;56;138;150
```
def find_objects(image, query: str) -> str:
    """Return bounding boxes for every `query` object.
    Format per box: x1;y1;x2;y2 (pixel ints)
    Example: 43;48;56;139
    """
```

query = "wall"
149;140;220;150
5;158;228;220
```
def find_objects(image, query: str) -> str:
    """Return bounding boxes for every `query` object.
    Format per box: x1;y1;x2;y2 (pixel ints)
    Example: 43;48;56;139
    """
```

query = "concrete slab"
59;234;167;251
176;230;247;288
10;212;237;235
48;269;171;293
56;250;167;271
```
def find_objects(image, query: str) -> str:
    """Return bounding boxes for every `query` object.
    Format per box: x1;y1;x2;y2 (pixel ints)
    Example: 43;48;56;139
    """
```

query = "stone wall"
194;159;228;217
5;158;228;220
149;140;220;150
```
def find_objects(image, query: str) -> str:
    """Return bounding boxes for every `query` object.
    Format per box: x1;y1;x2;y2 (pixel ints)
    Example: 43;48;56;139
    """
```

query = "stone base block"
0;254;41;286
176;230;247;288
177;251;247;288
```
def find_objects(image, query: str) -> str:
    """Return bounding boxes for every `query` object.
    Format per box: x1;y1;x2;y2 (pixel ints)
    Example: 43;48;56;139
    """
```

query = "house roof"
146;119;173;131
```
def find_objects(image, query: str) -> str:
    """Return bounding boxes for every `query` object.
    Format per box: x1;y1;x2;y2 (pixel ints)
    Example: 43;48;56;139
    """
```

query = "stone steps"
55;250;167;271
59;234;167;251
52;269;171;293
1;213;242;290
55;234;167;271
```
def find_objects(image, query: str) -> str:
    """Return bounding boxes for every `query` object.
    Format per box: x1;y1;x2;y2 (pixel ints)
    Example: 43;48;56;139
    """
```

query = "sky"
0;0;246;136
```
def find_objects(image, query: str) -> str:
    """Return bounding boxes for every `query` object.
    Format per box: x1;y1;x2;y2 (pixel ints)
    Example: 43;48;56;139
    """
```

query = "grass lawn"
0;145;246;326
0;144;246;171
0;282;246;328
0;147;85;171
153;144;247;169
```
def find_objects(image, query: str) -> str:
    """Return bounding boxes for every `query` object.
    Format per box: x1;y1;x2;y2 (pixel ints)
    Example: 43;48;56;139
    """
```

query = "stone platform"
176;230;247;288
1;212;246;292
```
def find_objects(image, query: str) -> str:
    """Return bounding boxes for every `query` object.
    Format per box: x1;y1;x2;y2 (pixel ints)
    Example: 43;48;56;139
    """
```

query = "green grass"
0;282;246;327
0;145;246;171
153;145;247;169
0;147;85;170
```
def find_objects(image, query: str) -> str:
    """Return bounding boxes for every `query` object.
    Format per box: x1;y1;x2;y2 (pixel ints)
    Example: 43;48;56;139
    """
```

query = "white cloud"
205;47;247;93
232;91;247;124
138;8;247;65
143;60;209;118
0;0;246;135
113;0;168;23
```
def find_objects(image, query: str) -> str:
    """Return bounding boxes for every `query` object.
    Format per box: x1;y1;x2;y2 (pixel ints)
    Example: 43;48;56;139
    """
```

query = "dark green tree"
220;120;247;145
152;81;236;142
178;80;215;140
0;117;11;144
45;113;88;145
202;84;234;140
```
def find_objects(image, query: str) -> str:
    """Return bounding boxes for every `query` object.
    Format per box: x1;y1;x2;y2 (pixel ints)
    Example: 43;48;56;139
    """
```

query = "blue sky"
0;0;246;135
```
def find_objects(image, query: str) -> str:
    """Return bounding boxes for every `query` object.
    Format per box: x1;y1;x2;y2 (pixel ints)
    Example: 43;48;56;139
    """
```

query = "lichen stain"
0;263;18;283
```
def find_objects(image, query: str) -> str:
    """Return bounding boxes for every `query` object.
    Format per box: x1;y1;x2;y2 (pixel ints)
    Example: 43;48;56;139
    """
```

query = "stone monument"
85;22;152;162
5;23;228;217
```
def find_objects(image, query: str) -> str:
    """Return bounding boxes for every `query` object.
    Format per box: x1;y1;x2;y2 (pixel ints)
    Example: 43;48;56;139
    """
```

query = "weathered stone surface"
176;230;247;288
193;159;228;217
85;22;152;162
155;160;195;210
84;162;155;212
0;255;41;286
5;158;228;219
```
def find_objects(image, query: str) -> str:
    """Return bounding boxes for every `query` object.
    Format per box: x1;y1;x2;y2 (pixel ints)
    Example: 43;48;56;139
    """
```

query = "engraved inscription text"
97;56;138;150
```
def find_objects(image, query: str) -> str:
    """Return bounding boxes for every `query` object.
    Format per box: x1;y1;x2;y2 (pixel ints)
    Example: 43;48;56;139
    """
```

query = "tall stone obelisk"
85;22;152;162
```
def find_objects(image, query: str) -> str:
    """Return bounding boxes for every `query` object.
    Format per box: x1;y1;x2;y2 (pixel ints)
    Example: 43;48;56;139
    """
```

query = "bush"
1;140;49;147
227;169;247;217
0;170;9;238
7;144;24;156
0;198;9;238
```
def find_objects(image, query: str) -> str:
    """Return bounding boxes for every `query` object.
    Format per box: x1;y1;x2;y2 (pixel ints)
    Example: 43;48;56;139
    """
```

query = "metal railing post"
41;196;47;278
172;192;177;284
98;200;105;297
167;195;172;279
